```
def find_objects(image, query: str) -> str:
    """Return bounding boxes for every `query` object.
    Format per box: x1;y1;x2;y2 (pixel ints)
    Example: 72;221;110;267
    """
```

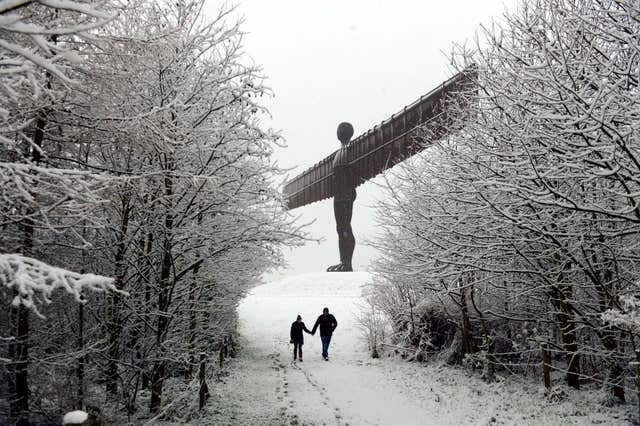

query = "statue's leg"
329;199;354;272
342;200;355;271
328;199;348;272
337;232;346;266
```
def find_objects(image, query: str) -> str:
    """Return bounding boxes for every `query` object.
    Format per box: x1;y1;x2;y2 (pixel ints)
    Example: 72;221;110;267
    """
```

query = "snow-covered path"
198;272;630;425
236;272;430;425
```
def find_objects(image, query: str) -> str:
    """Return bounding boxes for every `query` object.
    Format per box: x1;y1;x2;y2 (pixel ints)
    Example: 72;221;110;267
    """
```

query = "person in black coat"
290;315;313;361
311;307;338;360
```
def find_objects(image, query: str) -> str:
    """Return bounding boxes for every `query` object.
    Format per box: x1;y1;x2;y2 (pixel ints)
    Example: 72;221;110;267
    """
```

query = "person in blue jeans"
311;307;338;361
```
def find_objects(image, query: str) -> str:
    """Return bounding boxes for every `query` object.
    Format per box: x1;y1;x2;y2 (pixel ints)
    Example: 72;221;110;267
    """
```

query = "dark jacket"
290;321;312;344
311;313;337;337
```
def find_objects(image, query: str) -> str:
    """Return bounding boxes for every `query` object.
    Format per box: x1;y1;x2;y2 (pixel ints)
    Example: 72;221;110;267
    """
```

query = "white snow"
198;272;631;425
62;410;88;425
0;254;119;317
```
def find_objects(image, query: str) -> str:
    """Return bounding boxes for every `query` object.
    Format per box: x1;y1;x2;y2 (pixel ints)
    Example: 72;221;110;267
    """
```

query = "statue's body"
282;69;475;274
327;122;356;272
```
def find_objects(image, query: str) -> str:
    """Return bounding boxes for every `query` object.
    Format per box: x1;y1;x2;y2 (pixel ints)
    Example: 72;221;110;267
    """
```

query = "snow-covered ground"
198;272;631;425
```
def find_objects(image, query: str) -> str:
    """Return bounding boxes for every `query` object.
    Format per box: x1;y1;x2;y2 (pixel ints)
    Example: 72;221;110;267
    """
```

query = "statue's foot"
326;263;353;272
327;263;342;272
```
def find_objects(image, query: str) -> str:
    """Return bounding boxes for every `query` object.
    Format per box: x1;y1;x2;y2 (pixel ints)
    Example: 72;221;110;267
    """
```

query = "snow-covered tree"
2;1;307;423
371;0;640;407
1;2;119;424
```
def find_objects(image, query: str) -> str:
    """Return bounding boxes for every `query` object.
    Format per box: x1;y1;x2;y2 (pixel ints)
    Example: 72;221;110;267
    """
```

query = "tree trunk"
12;219;33;423
141;232;154;391
149;359;166;413
469;283;494;382
459;288;474;356
602;330;625;402
407;287;416;344
106;196;130;395
10;302;29;425
187;242;201;379
541;343;552;392
630;334;640;424
149;249;171;413
553;285;580;389
550;258;580;390
596;260;625;401
76;302;84;409
219;337;226;369
11;212;32;422
198;353;209;410
149;157;174;413
10;111;47;425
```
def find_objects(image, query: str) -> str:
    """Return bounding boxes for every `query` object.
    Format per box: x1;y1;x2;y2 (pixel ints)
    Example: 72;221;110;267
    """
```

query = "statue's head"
337;122;354;145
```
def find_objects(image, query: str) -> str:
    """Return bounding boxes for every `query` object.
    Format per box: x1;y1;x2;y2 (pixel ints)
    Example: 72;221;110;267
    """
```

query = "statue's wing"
283;68;476;210
343;69;476;189
283;152;337;210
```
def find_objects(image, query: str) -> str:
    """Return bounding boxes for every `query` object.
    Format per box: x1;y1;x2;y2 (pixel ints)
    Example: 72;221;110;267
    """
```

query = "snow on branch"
0;161;114;229
38;0;113;19
1;0;113;136
0;253;123;318
602;295;640;334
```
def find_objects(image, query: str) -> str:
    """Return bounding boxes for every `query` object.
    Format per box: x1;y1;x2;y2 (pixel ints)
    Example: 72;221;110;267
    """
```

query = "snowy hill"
196;273;630;425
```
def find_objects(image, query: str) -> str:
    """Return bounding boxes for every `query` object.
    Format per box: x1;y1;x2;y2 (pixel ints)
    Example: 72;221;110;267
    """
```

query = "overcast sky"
207;1;519;279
